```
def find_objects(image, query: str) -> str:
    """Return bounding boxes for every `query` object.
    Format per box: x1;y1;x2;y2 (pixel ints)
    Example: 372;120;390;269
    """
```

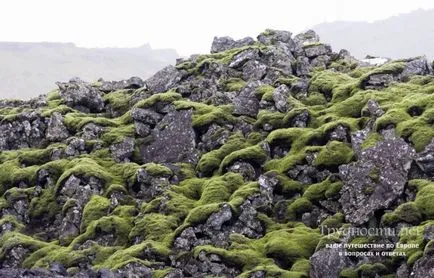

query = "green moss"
143;163;172;176
256;85;275;101
313;141;354;167
103;89;133;114
197;132;248;175
361;132;384;150
287;197;312;220
0;159;39;195
194;226;320;276
80;195;111;231
220;143;268;172
359;61;406;88
101;124;135;145
72;216;132;247
356;263;388;276
129;213;178;242
174;100;235;127
229;181;259;208
303;92;327;106
382;202;422;226
134;91;182;108
320;213;344;230
220;78;246;92
0;215;25;232
303;178;343;202
0;232;49;264
309;70;356;100
255;110;286;130
340;268;358;278
95;240;170;269
56;158;113;189
414;180;434;218
394;221;434;264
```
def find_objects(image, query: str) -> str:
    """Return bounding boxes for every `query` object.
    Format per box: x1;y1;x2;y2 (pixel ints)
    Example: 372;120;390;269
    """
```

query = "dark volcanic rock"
232;81;261;117
257;29;295;48
412;255;434;278
211;36;255;53
57;78;105;113
46;112;69;142
99;76;145;92
145;65;184;93
310;245;353;278
339;137;415;225
415;139;434;177
140;109;198;164
272;84;291;112
110;137;135;163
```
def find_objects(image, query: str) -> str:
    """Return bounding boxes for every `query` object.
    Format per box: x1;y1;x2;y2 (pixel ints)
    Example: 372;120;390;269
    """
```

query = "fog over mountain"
0;42;178;99
312;9;434;59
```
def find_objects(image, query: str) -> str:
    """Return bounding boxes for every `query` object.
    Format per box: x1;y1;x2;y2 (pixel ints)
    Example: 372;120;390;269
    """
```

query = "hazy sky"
1;0;434;56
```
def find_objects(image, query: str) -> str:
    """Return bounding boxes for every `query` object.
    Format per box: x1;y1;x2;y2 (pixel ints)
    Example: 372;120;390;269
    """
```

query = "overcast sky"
1;0;434;56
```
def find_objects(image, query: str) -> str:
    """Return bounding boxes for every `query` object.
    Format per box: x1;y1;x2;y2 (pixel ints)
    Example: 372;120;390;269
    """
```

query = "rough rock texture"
211;36;255;53
310;245;354;278
46;112;69;142
339;137;415;225
140;109;198;164
1;29;434;278
57;78;105;112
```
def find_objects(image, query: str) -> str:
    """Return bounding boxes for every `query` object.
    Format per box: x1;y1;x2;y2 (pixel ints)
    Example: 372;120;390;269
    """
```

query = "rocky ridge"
1;29;434;277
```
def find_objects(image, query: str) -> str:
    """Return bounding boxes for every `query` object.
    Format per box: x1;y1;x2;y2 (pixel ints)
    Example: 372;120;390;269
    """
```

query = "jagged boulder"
46;112;69;142
232;81;261;117
99;76;145;92
140;109;198;164
257;29;295;48
339;137;415;225
110;137;135;162
211;36;255;53
415;139;434;177
412;255;434;278
57;78;105;112
310;245;354;278
145;65;184;93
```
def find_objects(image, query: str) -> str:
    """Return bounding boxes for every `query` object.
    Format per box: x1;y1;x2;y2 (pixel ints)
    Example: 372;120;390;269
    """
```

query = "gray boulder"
242;60;267;81
412;255;434;278
400;56;433;78
110;137;135;163
229;49;260;68
46;112;69;142
272;84;291;112
339;137;415;225
257;29;295;49
310;245;354;278
145;65;183;93
99;76;145;92
227;161;257;181
303;44;332;58
140;109;198;164
294;30;321;47
232;81;261;117
415;139;434;177
82;123;104;140
210;36;255;53
295;56;311;76
57;78;105;113
65;138;86;156
362;73;395;89
131;108;162;126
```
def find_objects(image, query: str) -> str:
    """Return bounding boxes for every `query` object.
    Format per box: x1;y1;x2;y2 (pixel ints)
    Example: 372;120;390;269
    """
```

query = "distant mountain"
312;9;434;59
0;42;178;99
